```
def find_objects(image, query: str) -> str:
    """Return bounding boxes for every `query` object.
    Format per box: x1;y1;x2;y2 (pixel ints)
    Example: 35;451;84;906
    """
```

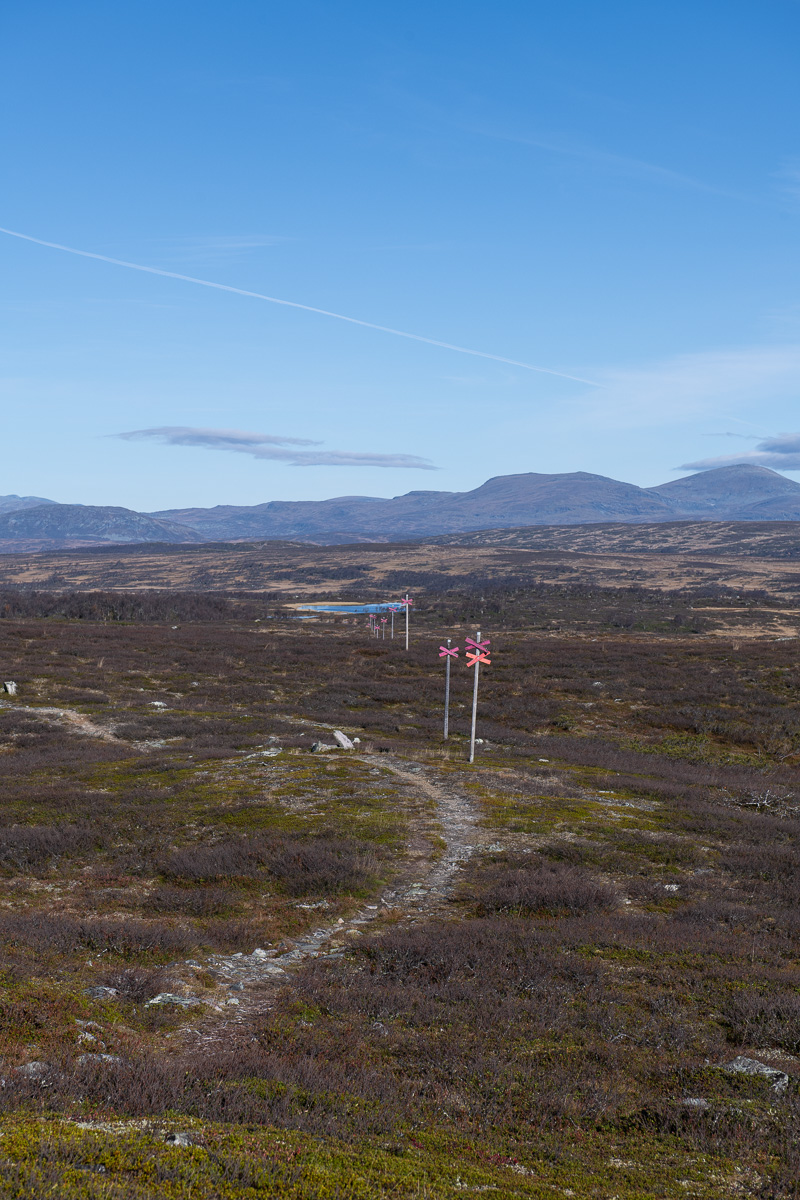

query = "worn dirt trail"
0;702;120;742
191;754;486;1039
1;701;487;1034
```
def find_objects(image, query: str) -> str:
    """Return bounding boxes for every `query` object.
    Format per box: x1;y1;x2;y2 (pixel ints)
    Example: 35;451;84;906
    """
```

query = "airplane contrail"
0;225;600;386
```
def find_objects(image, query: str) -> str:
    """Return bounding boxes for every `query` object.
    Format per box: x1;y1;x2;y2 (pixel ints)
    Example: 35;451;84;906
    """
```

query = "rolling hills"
3;464;800;552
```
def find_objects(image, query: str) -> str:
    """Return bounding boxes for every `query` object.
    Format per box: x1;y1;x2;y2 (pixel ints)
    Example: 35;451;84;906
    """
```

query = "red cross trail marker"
466;650;491;667
468;630;491;763
439;639;459;739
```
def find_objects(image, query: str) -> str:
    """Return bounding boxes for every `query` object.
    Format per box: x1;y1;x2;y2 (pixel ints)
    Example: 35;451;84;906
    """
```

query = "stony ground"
1;607;800;1196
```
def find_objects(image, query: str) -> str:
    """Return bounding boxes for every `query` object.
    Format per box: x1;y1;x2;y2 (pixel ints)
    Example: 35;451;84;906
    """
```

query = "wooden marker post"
465;632;491;763
439;638;459;740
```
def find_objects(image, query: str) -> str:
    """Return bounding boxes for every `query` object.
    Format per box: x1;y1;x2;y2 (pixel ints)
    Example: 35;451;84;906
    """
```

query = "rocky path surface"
0;701;120;741
190;754;486;1039
0;700;487;1034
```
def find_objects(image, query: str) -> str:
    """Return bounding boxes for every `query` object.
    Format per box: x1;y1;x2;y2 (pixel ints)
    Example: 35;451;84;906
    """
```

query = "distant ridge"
0;504;204;552
152;464;800;542
0;494;56;514
3;465;800;553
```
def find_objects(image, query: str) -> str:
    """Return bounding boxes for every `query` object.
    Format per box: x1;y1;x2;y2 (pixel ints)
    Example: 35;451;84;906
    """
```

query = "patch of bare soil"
0;702;120;741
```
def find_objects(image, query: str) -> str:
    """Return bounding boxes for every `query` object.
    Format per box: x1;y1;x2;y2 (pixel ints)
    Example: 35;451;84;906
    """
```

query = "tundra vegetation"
0;582;799;1196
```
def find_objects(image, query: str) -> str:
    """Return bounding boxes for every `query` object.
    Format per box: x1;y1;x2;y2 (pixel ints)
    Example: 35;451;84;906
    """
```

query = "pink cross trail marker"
399;594;413;650
467;630;492;763
465;636;491;667
440;638;459;739
465;636;490;653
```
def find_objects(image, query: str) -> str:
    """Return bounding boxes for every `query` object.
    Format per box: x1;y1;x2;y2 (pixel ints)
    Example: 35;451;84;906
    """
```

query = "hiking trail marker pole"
439;638;459;740
399;595;413;650
389;606;398;639
466;632;491;763
381;617;387;639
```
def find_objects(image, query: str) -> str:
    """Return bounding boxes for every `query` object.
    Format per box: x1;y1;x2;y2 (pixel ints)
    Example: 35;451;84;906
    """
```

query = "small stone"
333;730;354;750
682;1098;710;1109
663;884;679;893
310;741;336;752
722;1056;789;1093
352;737;361;744
84;986;118;999
164;1132;193;1147
251;948;269;959
150;701;167;708
145;993;202;1008
15;1061;49;1079
3;681;17;696
538;758;549;763
77;1053;122;1066
230;982;245;992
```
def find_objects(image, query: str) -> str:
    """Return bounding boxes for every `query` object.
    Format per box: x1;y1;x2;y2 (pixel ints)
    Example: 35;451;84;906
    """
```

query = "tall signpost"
465;632;491;763
399;595;413;650
439;638;459;740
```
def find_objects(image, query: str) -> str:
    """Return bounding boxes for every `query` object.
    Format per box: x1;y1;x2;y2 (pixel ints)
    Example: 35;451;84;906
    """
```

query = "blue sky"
3;0;800;509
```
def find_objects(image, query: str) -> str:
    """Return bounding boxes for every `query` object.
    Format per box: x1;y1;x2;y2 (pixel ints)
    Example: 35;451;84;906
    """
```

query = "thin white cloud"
468;124;752;201
682;432;800;471
152;235;288;263
0;227;598;385
115;426;437;470
578;344;800;429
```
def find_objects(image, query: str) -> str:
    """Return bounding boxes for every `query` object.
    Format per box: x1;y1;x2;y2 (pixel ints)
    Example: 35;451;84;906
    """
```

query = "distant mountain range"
3;464;800;552
0;494;57;514
0;504;204;553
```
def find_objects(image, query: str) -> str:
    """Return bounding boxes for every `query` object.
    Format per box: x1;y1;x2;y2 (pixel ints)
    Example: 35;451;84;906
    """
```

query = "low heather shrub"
0;913;197;957
471;854;618;916
95;966;176;1003
161;836;379;896
0;825;98;872
143;885;234;917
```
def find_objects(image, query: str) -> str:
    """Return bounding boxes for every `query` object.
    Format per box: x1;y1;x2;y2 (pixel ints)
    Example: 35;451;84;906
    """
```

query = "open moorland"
1;570;800;1196
4;528;800;618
